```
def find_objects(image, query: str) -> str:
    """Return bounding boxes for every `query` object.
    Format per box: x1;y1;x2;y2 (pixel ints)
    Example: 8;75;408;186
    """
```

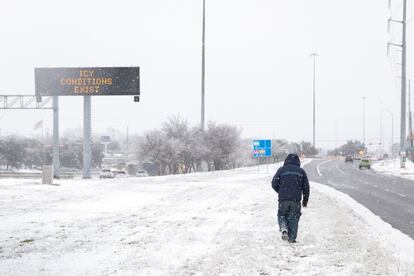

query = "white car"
99;169;115;179
136;170;149;177
115;170;128;178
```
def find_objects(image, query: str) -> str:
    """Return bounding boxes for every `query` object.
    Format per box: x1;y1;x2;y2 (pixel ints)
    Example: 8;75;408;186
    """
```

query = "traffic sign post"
101;135;111;155
253;140;272;174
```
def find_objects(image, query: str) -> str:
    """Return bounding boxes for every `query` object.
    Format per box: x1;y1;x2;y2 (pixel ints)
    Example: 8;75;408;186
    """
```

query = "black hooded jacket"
271;154;310;205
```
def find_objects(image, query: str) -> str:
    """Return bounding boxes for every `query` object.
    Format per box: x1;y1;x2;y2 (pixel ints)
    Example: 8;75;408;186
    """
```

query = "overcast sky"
0;0;413;149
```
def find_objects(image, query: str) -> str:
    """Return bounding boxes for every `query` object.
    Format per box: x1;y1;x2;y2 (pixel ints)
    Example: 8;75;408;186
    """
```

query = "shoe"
288;239;296;243
281;230;288;241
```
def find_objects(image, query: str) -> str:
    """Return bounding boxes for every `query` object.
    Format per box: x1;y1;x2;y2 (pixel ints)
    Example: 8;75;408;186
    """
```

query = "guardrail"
0;171;75;179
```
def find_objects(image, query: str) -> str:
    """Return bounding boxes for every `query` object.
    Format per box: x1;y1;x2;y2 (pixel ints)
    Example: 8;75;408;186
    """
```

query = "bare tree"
136;116;243;175
204;122;242;171
271;139;289;163
137;130;168;175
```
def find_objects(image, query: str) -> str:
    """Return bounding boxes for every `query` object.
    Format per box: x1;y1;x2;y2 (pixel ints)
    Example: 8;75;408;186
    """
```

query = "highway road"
304;159;414;239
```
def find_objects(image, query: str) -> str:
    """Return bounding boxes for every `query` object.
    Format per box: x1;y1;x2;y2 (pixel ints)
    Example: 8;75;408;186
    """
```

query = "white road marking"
335;164;345;175
317;160;332;177
355;179;372;187
319;161;410;200
301;158;313;167
382;188;407;198
354;180;408;198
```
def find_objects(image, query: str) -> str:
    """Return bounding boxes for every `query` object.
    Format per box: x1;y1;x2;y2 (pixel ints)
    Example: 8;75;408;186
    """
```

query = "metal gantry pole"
52;96;60;178
201;0;206;130
83;96;92;178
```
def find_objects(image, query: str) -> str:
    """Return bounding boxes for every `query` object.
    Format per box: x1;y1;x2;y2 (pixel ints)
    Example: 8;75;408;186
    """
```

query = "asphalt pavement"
304;159;414;239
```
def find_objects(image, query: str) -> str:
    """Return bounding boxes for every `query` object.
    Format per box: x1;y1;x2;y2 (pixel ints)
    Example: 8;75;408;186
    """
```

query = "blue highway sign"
253;139;272;158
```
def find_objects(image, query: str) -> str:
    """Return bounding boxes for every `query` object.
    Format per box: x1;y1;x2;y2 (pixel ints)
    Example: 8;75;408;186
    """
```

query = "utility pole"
201;0;206;130
310;53;318;148
387;0;407;168
401;0;407;167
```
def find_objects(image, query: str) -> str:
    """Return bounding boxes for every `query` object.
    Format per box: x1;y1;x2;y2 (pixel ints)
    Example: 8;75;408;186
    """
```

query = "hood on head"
284;153;301;167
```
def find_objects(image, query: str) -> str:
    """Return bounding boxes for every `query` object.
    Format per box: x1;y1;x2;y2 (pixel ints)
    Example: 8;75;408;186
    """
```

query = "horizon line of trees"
0;137;104;170
135;115;319;175
0;116;319;174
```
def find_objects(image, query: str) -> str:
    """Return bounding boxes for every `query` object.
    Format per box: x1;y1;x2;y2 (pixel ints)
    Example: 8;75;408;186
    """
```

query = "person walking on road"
271;154;310;243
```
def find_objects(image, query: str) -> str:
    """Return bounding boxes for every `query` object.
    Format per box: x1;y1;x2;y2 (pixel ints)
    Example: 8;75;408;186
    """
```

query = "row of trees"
328;140;365;156
0;137;104;170
0;138;45;170
0;118;318;174
136;116;243;175
135;116;319;176
270;139;318;162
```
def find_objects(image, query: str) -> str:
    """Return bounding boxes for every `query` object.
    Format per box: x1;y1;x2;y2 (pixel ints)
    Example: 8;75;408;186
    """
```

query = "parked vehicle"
359;158;371;169
345;155;353;163
99;168;115;179
115;170;128;177
136;170;149;177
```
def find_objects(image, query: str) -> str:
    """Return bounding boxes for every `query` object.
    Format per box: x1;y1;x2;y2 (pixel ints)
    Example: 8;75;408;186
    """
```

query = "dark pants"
277;200;302;241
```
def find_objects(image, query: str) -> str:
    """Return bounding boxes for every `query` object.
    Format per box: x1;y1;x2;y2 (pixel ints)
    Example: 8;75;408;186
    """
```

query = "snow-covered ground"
373;159;414;181
1;164;414;275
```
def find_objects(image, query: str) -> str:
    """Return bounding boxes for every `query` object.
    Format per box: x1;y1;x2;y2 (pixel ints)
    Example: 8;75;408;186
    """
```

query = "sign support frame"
0;95;60;178
83;96;92;178
52;96;60;178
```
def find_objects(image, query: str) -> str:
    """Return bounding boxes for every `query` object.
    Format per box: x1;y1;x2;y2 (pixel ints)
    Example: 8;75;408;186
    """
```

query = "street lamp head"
310;53;318;57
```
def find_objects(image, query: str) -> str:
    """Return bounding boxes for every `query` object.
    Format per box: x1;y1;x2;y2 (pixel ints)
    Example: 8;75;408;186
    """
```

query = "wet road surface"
304;159;414;239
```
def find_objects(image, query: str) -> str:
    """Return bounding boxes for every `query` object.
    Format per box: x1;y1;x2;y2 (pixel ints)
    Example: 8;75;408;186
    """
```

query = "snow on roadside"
0;164;413;275
373;159;414;181
312;182;414;264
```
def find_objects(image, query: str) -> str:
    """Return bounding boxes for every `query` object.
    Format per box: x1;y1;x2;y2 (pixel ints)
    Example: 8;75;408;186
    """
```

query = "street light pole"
201;0;206;130
362;97;366;151
310;53;318;149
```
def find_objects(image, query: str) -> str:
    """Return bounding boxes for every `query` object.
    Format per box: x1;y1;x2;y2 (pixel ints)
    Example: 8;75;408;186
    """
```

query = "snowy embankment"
1;163;414;275
373;159;414;181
